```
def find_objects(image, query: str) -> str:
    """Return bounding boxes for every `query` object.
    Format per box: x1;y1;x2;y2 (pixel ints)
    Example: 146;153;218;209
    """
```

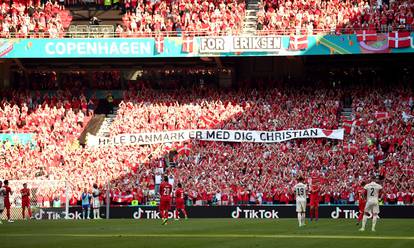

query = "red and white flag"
112;192;133;203
356;30;377;42
288;35;308;50
182;36;194;53
200;115;219;128
155;36;164;54
342;119;361;134
374;111;390;121
343;143;358;154
177;143;192;156
388;31;411;48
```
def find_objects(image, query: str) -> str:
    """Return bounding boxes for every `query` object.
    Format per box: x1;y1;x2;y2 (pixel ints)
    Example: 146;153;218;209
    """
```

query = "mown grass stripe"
2;233;414;240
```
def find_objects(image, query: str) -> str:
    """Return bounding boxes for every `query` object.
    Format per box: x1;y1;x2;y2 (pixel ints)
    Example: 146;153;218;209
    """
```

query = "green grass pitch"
1;219;413;248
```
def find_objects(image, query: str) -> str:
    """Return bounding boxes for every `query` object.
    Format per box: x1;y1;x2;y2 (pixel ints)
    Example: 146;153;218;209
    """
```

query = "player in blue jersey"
81;188;91;220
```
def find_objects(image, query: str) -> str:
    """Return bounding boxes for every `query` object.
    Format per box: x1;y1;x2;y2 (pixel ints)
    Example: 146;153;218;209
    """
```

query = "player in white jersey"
359;178;383;232
0;181;5;224
92;184;101;219
294;177;307;227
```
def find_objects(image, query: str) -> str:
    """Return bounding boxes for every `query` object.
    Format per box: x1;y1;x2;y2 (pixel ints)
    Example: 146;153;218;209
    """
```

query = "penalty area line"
2;233;414;240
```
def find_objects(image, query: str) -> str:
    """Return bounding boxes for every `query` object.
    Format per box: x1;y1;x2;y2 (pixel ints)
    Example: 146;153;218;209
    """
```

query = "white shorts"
296;200;306;212
0;203;4;211
92;198;100;208
364;201;380;215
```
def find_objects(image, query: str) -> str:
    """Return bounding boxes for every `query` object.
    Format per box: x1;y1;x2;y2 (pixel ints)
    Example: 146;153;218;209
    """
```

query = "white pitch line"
1;233;414;240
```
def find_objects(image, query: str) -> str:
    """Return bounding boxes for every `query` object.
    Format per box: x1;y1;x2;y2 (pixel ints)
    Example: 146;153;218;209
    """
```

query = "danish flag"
374;111;390;121
288;35;308;50
182;35;194;53
342;119;361;134
356;30;377;42
177;143;192;156
343;143;358;154
388;31;411;48
154;36;164;54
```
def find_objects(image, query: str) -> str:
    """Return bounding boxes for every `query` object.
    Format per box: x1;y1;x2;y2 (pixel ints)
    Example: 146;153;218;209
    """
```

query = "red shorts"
359;201;366;212
310;198;319;207
4;199;11;209
176;199;185;210
159;198;171;211
22;200;30;208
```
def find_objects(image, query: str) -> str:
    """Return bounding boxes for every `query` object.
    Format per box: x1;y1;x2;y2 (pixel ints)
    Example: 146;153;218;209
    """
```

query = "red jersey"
357;188;366;204
4;186;11;200
21;188;30;201
310;185;320;200
159;182;172;200
175;188;184;200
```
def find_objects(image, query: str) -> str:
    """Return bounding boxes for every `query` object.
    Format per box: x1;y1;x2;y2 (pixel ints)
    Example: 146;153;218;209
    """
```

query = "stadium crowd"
0;74;413;207
257;0;414;34
0;0;71;38
120;0;246;36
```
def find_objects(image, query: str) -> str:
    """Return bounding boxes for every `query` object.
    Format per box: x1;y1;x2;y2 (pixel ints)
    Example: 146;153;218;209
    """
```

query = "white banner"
199;36;282;53
86;128;344;147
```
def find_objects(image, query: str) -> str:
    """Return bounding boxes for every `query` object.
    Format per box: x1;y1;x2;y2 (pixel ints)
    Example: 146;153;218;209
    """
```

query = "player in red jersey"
21;183;32;219
174;183;188;220
159;176;173;225
356;184;367;226
3;180;13;223
309;183;320;221
0;181;5;224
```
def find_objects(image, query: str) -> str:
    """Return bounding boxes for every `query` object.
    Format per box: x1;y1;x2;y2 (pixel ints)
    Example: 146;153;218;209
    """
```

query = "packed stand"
0;1;72;38
1;79;413;207
120;0;246;36
257;0;414;34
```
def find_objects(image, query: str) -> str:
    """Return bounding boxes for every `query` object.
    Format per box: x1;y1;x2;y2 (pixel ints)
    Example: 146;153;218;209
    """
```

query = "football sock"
361;215;367;230
372;215;378;230
297;213;302;226
315;208;318;220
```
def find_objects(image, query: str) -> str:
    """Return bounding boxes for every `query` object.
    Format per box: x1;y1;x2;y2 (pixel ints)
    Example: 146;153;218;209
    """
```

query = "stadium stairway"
242;0;260;35
78;114;106;146
69;6;123;26
96;107;119;137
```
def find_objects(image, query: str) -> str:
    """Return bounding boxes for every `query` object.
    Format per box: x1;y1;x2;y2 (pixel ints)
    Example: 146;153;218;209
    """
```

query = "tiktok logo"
133;208;145;219
132;208;177;219
231;207;243;218
331;207;373;219
231;207;279;219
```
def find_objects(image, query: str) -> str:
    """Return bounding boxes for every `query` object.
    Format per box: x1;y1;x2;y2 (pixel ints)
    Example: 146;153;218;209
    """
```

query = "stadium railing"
1;27;412;39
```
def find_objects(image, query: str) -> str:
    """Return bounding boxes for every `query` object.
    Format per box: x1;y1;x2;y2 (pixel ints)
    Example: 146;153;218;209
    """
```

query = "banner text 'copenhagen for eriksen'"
86;128;344;147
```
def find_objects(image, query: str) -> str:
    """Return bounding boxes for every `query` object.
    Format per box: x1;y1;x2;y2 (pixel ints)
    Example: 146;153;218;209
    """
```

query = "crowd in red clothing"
0;0;71;38
257;0;414;34
120;0;245;36
1;80;413;207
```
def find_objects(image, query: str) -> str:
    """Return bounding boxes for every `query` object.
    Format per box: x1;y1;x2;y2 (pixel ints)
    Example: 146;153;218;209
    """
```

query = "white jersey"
0;187;5;210
294;183;307;201
364;181;382;203
92;188;100;199
92;188;100;208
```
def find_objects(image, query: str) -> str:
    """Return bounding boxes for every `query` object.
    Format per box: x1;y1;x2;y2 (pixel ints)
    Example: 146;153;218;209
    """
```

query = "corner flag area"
1;219;413;248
